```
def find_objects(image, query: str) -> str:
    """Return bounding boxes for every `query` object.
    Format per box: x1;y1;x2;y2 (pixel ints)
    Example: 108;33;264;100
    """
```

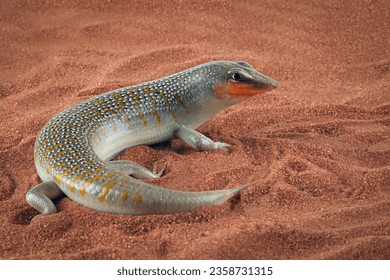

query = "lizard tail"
80;179;250;215
124;182;250;215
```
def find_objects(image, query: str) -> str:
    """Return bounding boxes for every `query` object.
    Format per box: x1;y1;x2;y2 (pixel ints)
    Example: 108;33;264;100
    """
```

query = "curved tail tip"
232;183;250;194
213;183;250;205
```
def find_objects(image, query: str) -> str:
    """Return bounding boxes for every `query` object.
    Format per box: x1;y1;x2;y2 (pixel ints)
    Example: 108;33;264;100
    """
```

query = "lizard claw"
213;141;231;151
152;162;166;177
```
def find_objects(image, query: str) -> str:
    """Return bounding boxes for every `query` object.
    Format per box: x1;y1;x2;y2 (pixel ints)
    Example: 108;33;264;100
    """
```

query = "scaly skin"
26;61;278;216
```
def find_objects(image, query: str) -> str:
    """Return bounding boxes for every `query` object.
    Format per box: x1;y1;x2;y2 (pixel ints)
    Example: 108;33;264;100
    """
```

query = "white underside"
92;118;178;162
91;97;234;162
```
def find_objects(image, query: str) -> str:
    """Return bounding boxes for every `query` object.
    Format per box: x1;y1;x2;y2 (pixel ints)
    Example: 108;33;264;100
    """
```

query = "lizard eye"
231;72;243;81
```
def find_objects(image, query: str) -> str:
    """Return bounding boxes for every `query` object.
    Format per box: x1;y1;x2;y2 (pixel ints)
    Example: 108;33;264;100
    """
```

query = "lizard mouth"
213;80;278;101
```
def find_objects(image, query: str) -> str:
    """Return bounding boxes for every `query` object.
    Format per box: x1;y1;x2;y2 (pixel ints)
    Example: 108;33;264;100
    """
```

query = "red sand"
0;0;389;259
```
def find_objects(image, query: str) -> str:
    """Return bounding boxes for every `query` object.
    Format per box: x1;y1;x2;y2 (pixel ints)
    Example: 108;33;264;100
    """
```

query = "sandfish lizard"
26;61;278;216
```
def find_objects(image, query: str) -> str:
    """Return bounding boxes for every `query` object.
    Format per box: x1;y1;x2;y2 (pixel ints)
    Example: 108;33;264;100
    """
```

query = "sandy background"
0;0;389;259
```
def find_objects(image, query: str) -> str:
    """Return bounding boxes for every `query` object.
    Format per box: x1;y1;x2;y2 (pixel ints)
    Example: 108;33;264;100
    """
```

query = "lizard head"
213;61;278;103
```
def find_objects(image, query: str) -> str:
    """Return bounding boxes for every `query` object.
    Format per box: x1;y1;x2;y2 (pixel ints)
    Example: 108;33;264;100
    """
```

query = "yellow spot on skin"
121;177;129;184
133;95;147;126
54;143;62;149
72;165;80;171
74;174;85;182
69;181;75;192
113;92;123;99
55;173;63;185
99;126;108;138
46;164;54;174
138;113;147;127
94;166;103;174
121;191;128;201
93;174;102;181
79;186;86;196
120;109;132;129
93;109;102;117
84;178;94;186
152;110;161;124
104;181;116;189
109;119;117;132
150;98;161;124
63;168;71;176
98;194;106;203
93;99;106;105
133;193;142;204
98;181;116;203
69;173;85;192
143;86;151;93
40;139;49;145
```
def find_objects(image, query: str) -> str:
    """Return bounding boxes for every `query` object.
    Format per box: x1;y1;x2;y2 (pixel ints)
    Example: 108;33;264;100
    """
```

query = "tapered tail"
205;184;250;205
117;182;251;215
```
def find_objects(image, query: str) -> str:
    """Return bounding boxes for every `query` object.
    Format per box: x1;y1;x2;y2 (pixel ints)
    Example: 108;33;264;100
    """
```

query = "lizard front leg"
175;124;230;151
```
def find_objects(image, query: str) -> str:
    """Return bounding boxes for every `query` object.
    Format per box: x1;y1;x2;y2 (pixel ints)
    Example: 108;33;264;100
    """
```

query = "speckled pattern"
27;61;278;216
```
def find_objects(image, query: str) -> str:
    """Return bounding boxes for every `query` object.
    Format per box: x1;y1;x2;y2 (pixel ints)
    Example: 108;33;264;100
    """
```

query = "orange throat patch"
214;81;271;101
